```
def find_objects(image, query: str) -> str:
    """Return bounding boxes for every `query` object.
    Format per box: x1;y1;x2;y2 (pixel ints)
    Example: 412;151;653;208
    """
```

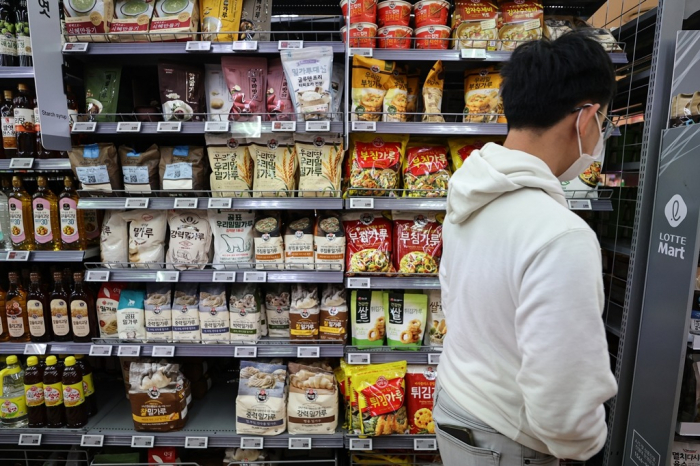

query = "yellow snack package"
347;133;409;197
463;67;506;123
383;68;408;123
352;56;396;122
422;61;445;123
405;67;421;120
335;360;350;430
200;0;244;42
448;136;505;171
355;361;408;436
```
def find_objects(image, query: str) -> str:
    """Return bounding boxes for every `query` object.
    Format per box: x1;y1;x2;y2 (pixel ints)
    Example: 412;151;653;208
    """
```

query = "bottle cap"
27;356;38;366
64;176;73;187
3;90;12;99
11;176;21;187
37;176;46;187
17;83;28;92
46;356;57;365
64;356;76;367
6;355;18;365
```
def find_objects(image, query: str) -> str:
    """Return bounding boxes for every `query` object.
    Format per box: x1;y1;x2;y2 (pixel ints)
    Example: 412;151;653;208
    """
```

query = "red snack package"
221;57;268;122
148;447;179;464
343;211;394;274
267;58;294;121
393;211;443;275
406;364;437;434
403;143;451;198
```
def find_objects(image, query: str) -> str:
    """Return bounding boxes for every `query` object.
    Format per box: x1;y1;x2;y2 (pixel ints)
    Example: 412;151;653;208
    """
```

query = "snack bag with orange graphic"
403;142;451;197
347;133;408;197
406;365;437;434
463;67;505;123
355;361;408;436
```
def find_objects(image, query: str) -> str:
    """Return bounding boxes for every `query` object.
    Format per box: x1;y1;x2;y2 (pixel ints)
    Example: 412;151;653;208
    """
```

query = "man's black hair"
500;31;616;130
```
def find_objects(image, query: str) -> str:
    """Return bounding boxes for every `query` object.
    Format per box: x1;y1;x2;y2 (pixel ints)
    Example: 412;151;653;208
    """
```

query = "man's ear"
577;103;601;138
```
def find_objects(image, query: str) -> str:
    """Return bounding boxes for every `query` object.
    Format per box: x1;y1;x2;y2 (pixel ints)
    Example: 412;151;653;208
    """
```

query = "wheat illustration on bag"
274;147;298;195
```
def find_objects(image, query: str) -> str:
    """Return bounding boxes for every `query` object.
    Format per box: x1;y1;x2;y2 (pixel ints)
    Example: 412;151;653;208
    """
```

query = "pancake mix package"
351;290;388;348
385;291;428;350
406;365;437;434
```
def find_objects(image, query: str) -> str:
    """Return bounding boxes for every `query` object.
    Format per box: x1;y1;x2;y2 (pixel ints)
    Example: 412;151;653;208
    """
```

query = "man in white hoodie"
435;32;619;466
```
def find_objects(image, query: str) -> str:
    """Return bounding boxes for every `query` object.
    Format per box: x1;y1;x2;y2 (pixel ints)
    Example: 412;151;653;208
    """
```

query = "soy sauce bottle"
74;355;96;416
24;356;45;428
43;356;65;428
62;356;87;428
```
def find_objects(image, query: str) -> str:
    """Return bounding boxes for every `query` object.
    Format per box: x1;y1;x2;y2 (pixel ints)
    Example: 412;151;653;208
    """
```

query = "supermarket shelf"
368;49;628;64
64;41;345;56
345;347;442;365
604;161;641;172
369;122;508;136
677;423;700;436
0;159;71;170
345;197;446;211
88;268;344;283
84;121;344;135
0;247;99;262
345;276;440;290
600;238;632;256
0;66;34;78
77;197;344;210
345;434;437;450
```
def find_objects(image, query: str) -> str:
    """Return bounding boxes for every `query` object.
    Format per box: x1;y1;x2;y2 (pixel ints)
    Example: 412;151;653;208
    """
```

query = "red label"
360;376;405;417
406;146;449;176
355;140;402;170
344;214;393;272
406;368;436;434
500;1;543;24
65;20;106;35
110;22;148;33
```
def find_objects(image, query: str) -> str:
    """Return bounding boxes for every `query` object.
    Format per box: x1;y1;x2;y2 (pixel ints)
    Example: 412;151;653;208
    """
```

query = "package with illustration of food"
121;209;168;268
295;134;344;197
385;291;428;350
406;365;437;434
209;209;255;268
355;361;408;436
393;211;443;274
69;143;122;192
448;137;504;171
351;290;388;348
145;283;173;341
452;0;499;50
284;213;315;269
287;362;338;434
250;135;297;197
119;144;160;194
424;289;445;346
351;56;395;122
347;133;407;196
117;289;146;341
236;361;287;435
207;140;254;197
84;65;121;122
64;0;114;41
166;210;212;270
463;67;505;123
281;46;334;121
129;362;188;431
96;283;126;338
238;0;271;41
100;210;128;266
253;212;284;269
159;145;208;193
405;67;420;120
150;0;199;41
422;61;445;123
199;283;229;343
344;211;394;274
314;212;345;271
403;142;451;197
561;159;605;199
221;57;267;122
290;284;319;340
204;64;233;121
158;62;205;121
229;283;261;342
383;68;408;123
200;0;242;41
267;58;294;121
498;1;543;51
265;284;291;338
172;283;200;342
319;283;348;341
110;0;155;42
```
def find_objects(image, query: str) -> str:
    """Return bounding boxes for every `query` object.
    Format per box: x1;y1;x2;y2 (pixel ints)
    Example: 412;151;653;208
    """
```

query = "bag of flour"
117;289;146;341
166;210;212;270
209;210;255;269
199;284;230;344
284;214;314;270
172;284;200;342
145;284;172;342
287;362;338;434
121;209;168;268
236;361;287;435
319;283;348;341
97;283;126;338
265;284;291;338
100;210;128;267
229;284;262;342
254;213;284;270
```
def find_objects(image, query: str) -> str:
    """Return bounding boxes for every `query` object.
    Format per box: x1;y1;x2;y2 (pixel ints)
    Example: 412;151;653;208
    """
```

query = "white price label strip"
205;121;229;132
235;346;257;358
349;198;374;209
186;40;211;51
351;121;376;132
174;198;198;209
85;270;110;282
350;48;373;57
208;198;232;209
9;157;33;169
428;353;441;365
297;346;320;358
567;199;592;211
289;437;312;449
414;438;438;451
152;346;175;358
240;437;264;449
349;438;372;451
213;272;236;283
131;435;155;448
232;41;258;51
461;48;486;59
18;434;42;446
156;271;179;282
81;435;104;447
62;42;88;52
117;345;141;357
348;353;371;365
24;344;47;355
157;121;182;132
124;198;149;209
116;121;141;133
6;251;30;261
305;121;330;132
185;436;208;449
72;122;96;133
347;277;371;289
243;272;266;283
271;121;296;132
278;40;303;49
89;345;113;356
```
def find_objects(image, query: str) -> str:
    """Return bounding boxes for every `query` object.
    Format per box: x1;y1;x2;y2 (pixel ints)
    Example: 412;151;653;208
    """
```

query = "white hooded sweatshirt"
439;143;617;461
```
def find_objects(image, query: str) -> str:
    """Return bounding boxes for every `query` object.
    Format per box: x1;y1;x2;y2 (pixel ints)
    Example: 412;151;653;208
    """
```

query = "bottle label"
6;299;26;338
16;35;31;57
62;381;84;408
44;382;63;407
27;300;46;337
33;198;54;244
14;107;35;133
51;299;70;337
24;383;45;407
8;198;26;244
2;116;16;150
82;210;100;241
71;300;90;337
82;373;95;397
59;198;80;244
0;33;17;58
0;395;27;420
33;107;40;132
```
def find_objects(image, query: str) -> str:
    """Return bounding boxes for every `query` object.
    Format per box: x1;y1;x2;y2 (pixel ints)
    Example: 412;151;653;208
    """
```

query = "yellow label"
24;383;44;407
0;394;27;419
320;326;344;334
82;373;95;397
62;381;84;408
44;382;63;407
27;300;47;338
133;413;180;423
291;328;318;336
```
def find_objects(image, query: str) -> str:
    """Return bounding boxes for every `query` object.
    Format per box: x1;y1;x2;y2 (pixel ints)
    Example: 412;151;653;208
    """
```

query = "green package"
386;291;428;351
85;65;122;122
351;290;388;349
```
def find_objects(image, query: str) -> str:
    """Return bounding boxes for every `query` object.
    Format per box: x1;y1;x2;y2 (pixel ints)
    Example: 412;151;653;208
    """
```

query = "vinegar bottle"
49;272;71;342
5;272;29;342
74;355;96;416
13;83;35;158
24;356;45;428
8;175;34;250
58;177;85;250
32;176;60;251
43;356;65;428
62;356;87;428
70;273;96;343
27;272;52;343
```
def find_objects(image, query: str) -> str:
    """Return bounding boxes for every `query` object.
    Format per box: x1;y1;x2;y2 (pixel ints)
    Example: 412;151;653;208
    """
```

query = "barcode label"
117;122;141;132
80;435;104;447
18;434;42;446
213;272;236;282
235;346;258;358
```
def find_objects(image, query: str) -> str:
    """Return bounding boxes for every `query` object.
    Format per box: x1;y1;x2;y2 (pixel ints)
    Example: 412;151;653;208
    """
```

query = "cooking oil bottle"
58;176;85;250
0;355;28;427
7;175;33;250
32;175;60;251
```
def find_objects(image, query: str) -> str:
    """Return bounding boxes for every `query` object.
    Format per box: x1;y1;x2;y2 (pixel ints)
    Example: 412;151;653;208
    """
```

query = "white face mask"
557;111;605;182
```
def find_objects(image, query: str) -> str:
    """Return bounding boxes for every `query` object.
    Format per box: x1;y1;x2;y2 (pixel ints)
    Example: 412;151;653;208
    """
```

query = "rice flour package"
172;284;200;342
351;290;387;348
145;284;173;342
117;289;146;341
208;209;255;269
236;361;287;435
385;291;428;350
424;289;445;346
199;284;230;343
229;284;261;342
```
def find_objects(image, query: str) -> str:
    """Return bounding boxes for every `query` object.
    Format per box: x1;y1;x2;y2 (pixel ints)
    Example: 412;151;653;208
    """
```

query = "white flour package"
199;284;230;344
100;210;128;267
287;362;338;434
117;289;146;341
121;209;168;268
236;361;287;435
172;284;201;342
229;284;262;342
145;283;173;342
265;284;291;338
166;210;212;270
208;210;255;269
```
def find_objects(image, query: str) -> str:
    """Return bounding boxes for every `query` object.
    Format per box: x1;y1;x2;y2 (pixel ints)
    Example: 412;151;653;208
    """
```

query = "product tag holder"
347;277;371;289
204;121;229;133
349;438;372;450
305;121;331;132
347;353;371;365
349;198;374;209
461;49;486;59
243;272;267;283
131;436;154;448
152;345;175;358
117;345;141;357
297;346;320;358
80;435;104;447
18;434;42;446
157;121;182;132
351;121;376;132
124;198;149;209
289;438;312;449
185;436;208;449
9;157;33;169
6;251;30;261
185;41;211;52
62;43;88;52
89;345;113;356
232;41;258;51
241;437;264;449
116;122;141;133
85;270;110;282
213;272;236;283
278;40;303;50
174;198;198;209
235;346;258;358
71;122;96;133
271;121;296;132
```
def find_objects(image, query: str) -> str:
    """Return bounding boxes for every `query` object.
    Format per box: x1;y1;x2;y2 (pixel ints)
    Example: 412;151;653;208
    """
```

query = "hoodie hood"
447;143;567;224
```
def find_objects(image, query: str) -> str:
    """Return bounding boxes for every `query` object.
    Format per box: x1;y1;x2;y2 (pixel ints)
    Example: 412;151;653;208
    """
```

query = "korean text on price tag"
347;277;371;289
243;272;266;283
297;346;320;358
185;436;208;449
185;41;211;51
116;122;141;133
349;438;372;450
117;345;141;357
62;43;88;52
235;346;257;358
271;121;296;132
351;121;376;132
414;438;438;451
213;272;236;283
305;121;330;132
86;270;110;282
208;198;232;209
278;40;303;49
157;121;182;132
289;438;312;449
124;198;149;209
349;198;374;209
156;271;179;282
152;346;175;358
71;122;96;133
205;121;229;132
174;198;198;209
347;353;371;365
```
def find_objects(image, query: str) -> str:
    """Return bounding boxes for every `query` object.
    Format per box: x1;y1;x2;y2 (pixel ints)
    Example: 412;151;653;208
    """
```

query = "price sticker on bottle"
428;353;441;365
414;438;438;451
213;272;236;283
349;438;372;451
116;122;141;133
347;353;371;365
18;434;42;446
85;270;110;282
6;251;30;261
297;346;320;358
131;435;155;448
152;345;175;358
289;438;312;450
349;198;374;209
156;271;179;283
72;122;96;133
234;346;258;358
205;121;229;133
346;277;371;289
278;40;303;50
567;199;592;211
174;198;198;209
89;345;113;357
271;121;296;132
185;40;211;51
9;157;33;169
117;345;141;357
157;121;182;132
185;436;208;449
461;48;486;59
305;121;330;132
124;198;149;209
240;437;264;449
207;198;232;209
351;121;376;132
232;41;258;51
81;435;104;447
243;272;266;283
24;344;47;355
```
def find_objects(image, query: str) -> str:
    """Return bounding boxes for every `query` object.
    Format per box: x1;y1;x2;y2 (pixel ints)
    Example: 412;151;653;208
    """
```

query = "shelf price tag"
208;198;232;209
213;272;236;283
567;199;592;211
24;344;47;355
156;271;180;283
86;270;110;282
305;121;330;132
348;353;371;365
461;48;486;59
351;121;376;132
80;435;104;447
349;198;374;209
117;345;141;357
428;353;441;365
174;198;198;209
116;122;141;133
271;121;296;132
6;251;30;261
9;157;33;169
414;438;438;451
232;41;258;51
240;437;264;449
18;434;42;446
350;48;373;57
185;436;208;449
62;43;88;52
131;435;155;448
278;40;303;50
124;198;149;209
157;121;182;132
347;277;370;289
289;437;312;450
185;40;211;51
297;346;320;358
349;438;372;451
205;121;229;133
235;346;258;358
72;122;96;133
152;345;175;358
243;272;266;283
89;345;113;356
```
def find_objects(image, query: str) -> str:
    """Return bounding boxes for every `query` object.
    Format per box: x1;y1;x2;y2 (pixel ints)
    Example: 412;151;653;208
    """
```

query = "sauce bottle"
70;273;96;343
43;355;65;428
14;0;29;67
13;83;35;158
24;356;45;428
8;175;34;250
74;355;96;417
0;355;27;427
27;273;52;343
82;210;101;247
5;272;29;342
62;356;87;428
32;175;60;251
0;283;7;342
59;177;85;251
0;0;17;67
50;272;71;342
1;90;15;158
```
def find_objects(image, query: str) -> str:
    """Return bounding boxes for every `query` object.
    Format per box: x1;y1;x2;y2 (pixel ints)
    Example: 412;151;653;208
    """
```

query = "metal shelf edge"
346;277;441;290
0;67;35;78
368;50;627;64
77;197;344;210
66;41;345;56
87;121;343;135
0;159;72;170
92;268;344;283
0;247;99;262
